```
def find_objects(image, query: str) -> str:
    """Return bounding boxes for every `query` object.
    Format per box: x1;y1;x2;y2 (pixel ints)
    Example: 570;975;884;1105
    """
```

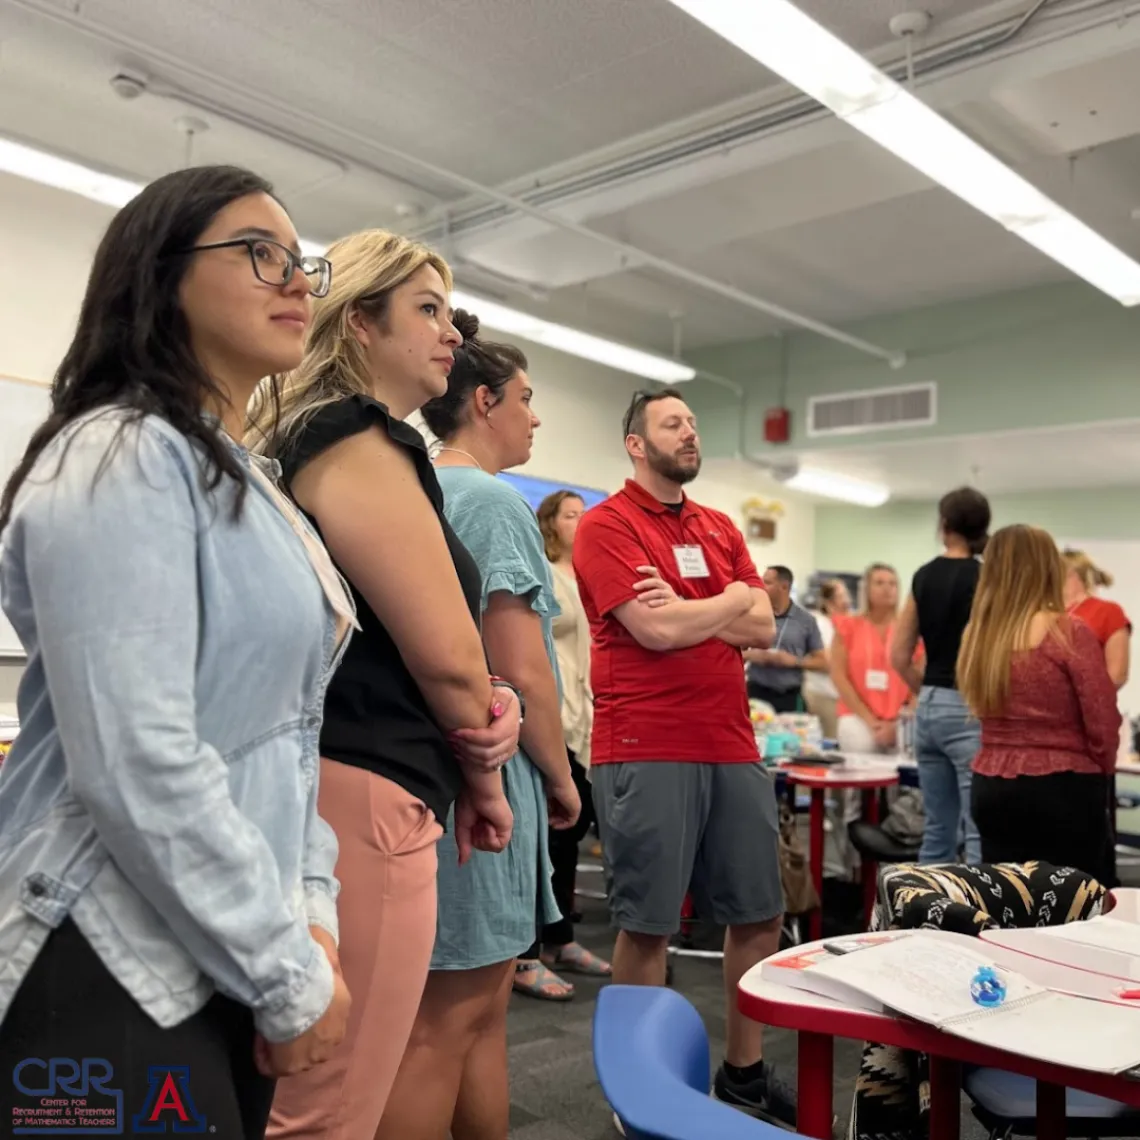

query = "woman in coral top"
1063;549;1131;690
959;526;1120;883
830;563;913;754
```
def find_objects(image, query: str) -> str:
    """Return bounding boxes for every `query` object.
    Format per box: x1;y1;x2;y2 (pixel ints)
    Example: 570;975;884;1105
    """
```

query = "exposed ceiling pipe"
8;0;906;368
177;88;906;365
693;367;749;464
438;0;1114;236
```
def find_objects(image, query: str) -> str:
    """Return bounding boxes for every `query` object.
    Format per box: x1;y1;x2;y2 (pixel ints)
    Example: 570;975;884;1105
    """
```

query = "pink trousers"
267;759;442;1140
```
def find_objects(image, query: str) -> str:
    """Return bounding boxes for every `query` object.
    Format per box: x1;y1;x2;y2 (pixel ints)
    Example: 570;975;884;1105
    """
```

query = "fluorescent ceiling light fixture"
449;288;696;383
0;134;695;382
0;137;142;208
1015;215;1140;305
784;467;890;507
665;0;1140;306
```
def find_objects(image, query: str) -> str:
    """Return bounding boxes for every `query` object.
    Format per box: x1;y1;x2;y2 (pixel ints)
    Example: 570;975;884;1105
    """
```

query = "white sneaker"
612;1110;626;1136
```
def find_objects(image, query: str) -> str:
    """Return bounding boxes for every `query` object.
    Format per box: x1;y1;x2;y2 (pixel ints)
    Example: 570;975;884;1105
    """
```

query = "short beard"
645;439;700;485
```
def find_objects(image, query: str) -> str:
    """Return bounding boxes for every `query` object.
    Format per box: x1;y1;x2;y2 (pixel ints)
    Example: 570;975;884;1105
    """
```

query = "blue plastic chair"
965;1068;1140;1138
592;985;804;1140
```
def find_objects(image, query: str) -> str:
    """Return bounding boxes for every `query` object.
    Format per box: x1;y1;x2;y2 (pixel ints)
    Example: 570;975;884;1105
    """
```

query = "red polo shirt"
572;479;762;765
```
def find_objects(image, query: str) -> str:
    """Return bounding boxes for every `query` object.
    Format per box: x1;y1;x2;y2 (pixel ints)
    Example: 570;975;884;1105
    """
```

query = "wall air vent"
806;382;936;438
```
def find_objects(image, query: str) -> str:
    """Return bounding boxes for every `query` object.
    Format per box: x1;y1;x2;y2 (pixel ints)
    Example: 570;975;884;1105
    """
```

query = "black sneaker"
712;1061;798;1130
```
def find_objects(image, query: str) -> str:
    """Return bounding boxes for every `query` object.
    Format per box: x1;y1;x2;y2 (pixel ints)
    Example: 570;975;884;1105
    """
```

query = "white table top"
776;750;1137;776
740;939;889;1019
740;928;1140;1112
776;751;905;785
743;889;1140;1015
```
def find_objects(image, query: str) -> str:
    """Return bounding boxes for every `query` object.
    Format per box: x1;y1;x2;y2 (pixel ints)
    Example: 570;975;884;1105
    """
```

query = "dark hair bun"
451;308;480;343
419;309;529;441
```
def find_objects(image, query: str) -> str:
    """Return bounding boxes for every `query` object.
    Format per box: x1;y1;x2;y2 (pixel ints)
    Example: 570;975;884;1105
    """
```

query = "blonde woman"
1063;550;1131;689
960;527;1119;882
247;232;521;1139
830;563;913;754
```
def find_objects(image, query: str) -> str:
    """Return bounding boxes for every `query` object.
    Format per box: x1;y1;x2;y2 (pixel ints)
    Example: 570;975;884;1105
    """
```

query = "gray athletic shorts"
592;761;784;935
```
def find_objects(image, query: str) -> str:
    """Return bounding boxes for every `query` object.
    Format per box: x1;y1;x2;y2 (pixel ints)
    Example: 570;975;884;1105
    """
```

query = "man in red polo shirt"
574;389;794;1128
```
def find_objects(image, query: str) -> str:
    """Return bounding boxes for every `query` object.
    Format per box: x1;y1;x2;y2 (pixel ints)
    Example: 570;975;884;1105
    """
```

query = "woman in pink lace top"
957;525;1120;884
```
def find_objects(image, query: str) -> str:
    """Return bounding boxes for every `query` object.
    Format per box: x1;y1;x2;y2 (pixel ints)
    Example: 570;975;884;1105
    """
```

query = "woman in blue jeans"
892;487;991;864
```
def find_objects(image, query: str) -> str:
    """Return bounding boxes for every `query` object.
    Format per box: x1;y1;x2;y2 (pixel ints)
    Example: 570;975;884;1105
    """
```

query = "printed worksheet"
809;935;1043;1026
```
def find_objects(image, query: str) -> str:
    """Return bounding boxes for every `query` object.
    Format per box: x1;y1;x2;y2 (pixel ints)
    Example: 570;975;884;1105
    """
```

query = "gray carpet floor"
504;854;1140;1139
504;884;870;1140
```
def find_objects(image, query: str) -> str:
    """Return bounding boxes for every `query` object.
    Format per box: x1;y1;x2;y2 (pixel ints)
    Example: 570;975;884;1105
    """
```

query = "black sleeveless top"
911;555;981;690
279;395;479;824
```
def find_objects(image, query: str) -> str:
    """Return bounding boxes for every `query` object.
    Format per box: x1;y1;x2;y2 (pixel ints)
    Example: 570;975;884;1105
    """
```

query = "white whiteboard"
0;378;50;657
1057;537;1140;720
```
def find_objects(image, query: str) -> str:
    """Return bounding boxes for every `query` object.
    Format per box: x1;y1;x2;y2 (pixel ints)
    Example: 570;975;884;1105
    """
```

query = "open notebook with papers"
766;932;1140;1074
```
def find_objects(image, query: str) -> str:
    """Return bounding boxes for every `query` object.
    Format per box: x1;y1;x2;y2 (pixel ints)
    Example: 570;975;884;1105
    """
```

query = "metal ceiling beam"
439;0;1070;238
426;0;1140;267
9;0;906;366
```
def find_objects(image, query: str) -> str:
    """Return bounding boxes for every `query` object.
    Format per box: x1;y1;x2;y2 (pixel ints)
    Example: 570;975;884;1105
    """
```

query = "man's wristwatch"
489;676;526;723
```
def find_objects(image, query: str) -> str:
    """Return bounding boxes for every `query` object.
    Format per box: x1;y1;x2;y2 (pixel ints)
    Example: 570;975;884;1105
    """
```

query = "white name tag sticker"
865;669;889;692
673;544;710;579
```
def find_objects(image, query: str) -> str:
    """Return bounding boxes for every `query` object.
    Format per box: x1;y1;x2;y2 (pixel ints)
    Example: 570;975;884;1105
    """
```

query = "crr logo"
131;1066;207;1134
11;1058;122;1134
12;1057;118;1098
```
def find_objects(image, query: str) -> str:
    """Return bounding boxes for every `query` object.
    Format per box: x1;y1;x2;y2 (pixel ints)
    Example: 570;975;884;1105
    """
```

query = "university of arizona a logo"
131;1066;207;1134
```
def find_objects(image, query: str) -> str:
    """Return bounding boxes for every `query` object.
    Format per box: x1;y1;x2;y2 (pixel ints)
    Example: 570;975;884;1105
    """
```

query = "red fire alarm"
764;406;791;444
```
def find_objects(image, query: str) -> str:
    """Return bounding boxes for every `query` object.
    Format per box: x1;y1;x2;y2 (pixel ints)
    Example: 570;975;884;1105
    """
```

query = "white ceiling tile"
795;0;1020;50
3;0;1140;358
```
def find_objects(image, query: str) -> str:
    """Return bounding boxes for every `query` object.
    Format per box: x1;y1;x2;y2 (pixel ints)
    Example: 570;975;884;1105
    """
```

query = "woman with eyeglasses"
0;165;350;1138
247;233;520;1140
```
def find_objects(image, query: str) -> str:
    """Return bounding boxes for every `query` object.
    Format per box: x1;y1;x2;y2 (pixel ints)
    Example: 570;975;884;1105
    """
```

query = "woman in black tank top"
247;230;522;1140
891;487;990;865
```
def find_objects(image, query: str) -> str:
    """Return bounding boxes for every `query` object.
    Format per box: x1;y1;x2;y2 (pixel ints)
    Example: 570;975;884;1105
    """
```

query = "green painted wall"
814;485;1140;589
687;282;1140;458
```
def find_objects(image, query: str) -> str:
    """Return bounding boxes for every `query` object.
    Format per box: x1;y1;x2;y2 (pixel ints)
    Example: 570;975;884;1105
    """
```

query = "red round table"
739;939;1140;1140
780;760;900;940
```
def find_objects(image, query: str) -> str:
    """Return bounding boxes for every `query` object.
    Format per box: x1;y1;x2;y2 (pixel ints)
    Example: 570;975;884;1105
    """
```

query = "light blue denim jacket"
0;410;348;1042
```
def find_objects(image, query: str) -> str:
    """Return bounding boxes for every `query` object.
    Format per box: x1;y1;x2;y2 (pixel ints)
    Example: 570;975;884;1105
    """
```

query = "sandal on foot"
513;959;574;1001
541;942;612;977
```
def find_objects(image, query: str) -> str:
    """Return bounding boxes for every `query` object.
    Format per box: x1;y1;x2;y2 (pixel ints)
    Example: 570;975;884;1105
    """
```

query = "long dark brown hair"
1;165;279;533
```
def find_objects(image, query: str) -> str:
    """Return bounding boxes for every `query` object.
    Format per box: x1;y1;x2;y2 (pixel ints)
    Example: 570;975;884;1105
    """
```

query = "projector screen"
497;471;609;512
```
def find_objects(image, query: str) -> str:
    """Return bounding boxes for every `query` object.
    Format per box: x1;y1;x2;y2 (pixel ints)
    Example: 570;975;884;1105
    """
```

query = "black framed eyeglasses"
176;238;332;298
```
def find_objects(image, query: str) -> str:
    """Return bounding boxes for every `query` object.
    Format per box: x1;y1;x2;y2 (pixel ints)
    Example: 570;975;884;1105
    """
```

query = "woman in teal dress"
378;310;581;1140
